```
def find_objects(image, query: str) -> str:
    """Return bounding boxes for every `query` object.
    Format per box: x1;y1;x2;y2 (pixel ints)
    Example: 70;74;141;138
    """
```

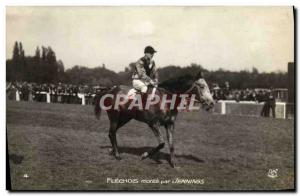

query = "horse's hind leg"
141;121;165;160
166;123;176;168
108;121;121;160
108;115;132;160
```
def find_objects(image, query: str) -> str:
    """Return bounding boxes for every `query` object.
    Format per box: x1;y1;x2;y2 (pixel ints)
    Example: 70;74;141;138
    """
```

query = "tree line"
6;42;288;89
7;41;65;83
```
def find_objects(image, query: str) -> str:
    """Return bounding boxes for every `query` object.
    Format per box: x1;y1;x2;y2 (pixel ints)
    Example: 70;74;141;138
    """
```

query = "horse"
94;71;214;168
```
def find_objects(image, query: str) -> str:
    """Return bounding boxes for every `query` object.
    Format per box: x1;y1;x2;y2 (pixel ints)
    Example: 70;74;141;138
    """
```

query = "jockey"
132;46;158;94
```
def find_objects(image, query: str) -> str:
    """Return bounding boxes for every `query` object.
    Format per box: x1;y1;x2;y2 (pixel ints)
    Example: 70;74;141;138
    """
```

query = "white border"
1;1;299;195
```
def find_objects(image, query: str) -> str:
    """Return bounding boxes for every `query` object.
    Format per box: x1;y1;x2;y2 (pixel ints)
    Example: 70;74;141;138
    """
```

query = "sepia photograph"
6;6;295;191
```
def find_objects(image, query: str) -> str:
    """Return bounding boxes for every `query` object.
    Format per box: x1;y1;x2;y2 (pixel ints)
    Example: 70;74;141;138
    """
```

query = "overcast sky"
6;6;294;72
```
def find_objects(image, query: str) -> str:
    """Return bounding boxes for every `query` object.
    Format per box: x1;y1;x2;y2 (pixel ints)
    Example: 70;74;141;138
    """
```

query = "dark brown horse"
94;71;214;167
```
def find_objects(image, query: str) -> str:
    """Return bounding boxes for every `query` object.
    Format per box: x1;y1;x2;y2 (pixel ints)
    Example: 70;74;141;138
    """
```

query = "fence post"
220;101;226;115
78;93;85;105
82;95;85;105
46;93;51;103
283;102;286;119
16;90;20;101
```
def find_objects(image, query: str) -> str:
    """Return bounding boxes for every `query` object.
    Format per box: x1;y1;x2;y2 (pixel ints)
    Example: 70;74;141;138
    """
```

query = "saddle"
124;86;157;100
117;85;140;100
127;88;139;100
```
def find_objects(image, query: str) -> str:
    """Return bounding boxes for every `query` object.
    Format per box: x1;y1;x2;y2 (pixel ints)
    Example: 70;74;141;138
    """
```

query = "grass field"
7;100;294;191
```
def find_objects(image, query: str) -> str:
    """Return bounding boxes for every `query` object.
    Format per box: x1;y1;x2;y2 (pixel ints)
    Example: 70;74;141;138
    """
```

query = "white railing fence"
213;100;294;119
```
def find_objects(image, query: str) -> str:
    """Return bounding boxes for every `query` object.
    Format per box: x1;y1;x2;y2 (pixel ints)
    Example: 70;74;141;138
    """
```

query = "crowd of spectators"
210;81;280;103
6;82;105;105
211;88;272;103
211;84;277;118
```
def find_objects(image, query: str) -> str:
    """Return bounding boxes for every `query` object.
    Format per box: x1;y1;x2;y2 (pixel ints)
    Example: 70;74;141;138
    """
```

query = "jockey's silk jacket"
132;56;158;84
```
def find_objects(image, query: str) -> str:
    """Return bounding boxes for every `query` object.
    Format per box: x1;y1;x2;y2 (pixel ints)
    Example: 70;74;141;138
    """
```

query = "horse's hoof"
108;149;114;156
115;155;122;160
170;162;179;169
141;152;149;160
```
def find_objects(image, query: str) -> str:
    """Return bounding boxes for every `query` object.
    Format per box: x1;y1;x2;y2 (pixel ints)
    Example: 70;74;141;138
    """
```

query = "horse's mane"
158;74;195;94
156;87;173;95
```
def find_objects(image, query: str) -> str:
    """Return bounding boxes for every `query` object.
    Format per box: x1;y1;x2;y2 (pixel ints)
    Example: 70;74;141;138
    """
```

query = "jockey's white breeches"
132;79;148;93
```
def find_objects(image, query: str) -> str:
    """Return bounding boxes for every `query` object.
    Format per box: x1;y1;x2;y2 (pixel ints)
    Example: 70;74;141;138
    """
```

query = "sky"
6;6;294;72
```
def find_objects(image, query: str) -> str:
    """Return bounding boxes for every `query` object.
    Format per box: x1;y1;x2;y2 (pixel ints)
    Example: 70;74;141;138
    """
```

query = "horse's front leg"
166;123;176;168
141;121;165;160
108;121;121;160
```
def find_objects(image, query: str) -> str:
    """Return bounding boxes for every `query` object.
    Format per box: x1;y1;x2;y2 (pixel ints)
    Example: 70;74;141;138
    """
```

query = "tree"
11;41;25;81
34;46;41;61
12;41;19;61
252;67;259;74
19;42;25;59
56;60;65;82
41;46;47;62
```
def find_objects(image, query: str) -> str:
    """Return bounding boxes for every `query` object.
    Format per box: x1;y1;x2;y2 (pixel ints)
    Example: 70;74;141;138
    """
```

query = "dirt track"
7;101;294;191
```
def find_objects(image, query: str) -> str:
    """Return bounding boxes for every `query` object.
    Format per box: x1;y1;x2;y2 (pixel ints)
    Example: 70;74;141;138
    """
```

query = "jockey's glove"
150;80;158;87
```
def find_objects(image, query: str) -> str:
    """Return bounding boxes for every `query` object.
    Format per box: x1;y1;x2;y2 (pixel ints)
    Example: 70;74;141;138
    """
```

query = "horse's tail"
94;93;102;120
94;86;117;120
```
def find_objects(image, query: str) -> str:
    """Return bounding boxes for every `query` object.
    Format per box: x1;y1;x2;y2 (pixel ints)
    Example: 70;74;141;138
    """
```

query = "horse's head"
190;71;215;111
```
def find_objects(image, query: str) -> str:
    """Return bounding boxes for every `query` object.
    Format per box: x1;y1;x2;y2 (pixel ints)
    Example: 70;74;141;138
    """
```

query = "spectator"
266;87;276;118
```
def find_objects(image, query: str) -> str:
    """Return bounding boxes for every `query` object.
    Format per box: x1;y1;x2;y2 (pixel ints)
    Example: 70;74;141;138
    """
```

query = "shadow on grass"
100;145;204;165
9;154;24;164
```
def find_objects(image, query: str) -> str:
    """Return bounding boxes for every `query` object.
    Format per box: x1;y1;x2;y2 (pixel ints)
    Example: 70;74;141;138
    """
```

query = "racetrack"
7;101;294;191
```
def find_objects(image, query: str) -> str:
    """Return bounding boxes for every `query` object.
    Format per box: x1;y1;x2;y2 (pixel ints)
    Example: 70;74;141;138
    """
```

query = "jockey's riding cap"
144;46;157;54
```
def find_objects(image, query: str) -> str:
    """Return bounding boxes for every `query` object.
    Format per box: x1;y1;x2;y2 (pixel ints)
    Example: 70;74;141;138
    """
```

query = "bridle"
184;82;207;105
